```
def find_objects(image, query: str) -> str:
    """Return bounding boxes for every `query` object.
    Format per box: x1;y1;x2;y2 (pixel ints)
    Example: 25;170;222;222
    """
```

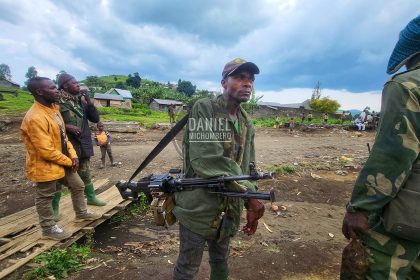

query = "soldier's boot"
84;183;106;206
210;263;228;280
51;191;61;222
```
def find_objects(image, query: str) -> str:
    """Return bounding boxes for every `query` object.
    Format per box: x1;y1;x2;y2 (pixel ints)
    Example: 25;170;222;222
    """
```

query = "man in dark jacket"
51;73;105;221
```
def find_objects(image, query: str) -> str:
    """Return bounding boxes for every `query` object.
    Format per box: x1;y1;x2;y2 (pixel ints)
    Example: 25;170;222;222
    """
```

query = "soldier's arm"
349;81;420;213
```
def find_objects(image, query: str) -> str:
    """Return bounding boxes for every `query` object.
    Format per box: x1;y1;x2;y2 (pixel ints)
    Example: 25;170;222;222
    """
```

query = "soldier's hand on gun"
342;211;369;240
71;158;79;173
243;198;265;235
66;124;81;138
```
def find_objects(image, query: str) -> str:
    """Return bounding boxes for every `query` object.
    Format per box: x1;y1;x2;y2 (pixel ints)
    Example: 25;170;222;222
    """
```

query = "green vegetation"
110;193;149;223
98;103;185;127
23;239;92;280
0;90;33;114
268;164;296;174
253;116;352;128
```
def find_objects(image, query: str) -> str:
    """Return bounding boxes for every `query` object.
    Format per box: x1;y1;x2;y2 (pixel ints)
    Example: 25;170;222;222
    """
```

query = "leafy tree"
126;72;141;88
24;66;38;85
54;70;66;85
85;76;104;87
0;63;12;80
114;76;118;82
116;81;126;89
177;79;196;97
310;97;340;114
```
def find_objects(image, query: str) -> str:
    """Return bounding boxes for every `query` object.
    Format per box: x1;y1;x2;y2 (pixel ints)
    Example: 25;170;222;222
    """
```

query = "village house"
0;78;20;89
93;88;133;109
149;98;187;112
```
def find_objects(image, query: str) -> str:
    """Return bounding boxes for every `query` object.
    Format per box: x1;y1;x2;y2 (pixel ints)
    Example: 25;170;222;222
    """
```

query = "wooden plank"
0;179;109;238
0;184;126;279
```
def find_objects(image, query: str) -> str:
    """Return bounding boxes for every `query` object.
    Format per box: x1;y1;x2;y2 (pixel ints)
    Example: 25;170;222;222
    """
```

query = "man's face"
64;78;80;95
222;71;255;103
37;79;59;104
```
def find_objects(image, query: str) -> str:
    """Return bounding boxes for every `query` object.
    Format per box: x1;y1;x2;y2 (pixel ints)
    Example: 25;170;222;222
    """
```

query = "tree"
54;70;66;85
177;79;196;97
85;76;104;87
310;97;340;114
24;66;38;85
0;64;11;80
126;72;141;88
311;81;322;100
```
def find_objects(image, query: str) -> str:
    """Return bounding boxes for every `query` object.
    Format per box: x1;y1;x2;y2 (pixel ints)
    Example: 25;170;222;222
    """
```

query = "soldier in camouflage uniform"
51;73;106;221
172;59;265;280
342;15;420;279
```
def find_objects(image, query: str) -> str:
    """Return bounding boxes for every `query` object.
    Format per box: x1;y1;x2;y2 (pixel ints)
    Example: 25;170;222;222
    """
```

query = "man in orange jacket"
21;77;101;240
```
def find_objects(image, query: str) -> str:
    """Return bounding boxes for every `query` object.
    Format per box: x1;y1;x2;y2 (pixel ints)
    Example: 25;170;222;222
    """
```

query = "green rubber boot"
52;191;62;222
210;263;229;280
84;183;106;206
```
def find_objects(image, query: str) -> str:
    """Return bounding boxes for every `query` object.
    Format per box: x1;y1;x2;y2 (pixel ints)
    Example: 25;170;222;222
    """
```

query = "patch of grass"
23;238;92;280
268;164;296;174
0;90;34;114
98;106;179;127
253;116;353;128
110;193;150;223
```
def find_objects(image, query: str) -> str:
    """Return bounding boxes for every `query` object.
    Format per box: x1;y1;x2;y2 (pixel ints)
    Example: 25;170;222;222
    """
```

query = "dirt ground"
0;119;375;280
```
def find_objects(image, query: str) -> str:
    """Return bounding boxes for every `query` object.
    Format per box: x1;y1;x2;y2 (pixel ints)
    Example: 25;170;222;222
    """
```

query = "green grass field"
0;90;34;114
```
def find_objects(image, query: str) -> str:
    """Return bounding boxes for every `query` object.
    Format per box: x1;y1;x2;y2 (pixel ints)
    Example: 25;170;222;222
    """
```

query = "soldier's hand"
66;124;81;137
80;89;91;104
342;211;369;240
71;158;79;173
243;199;265;235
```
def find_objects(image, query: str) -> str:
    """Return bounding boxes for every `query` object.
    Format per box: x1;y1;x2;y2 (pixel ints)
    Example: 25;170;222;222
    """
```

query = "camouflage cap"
222;58;260;79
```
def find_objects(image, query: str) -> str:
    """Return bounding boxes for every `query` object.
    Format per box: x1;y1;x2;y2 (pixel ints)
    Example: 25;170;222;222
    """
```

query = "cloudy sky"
1;0;419;111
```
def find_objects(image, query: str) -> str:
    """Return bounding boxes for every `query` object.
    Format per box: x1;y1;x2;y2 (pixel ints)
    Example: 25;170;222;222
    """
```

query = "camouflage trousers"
78;158;92;186
362;223;420;279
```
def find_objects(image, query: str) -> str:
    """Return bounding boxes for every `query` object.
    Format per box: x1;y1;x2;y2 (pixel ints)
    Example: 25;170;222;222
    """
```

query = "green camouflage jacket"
59;91;100;159
349;62;420;221
173;95;257;240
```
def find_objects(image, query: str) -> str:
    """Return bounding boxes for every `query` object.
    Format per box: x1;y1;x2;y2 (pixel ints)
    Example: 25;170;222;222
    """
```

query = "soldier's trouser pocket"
383;188;420;242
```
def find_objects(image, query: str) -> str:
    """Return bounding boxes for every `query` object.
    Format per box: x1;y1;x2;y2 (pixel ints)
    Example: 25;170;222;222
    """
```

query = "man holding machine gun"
172;58;265;280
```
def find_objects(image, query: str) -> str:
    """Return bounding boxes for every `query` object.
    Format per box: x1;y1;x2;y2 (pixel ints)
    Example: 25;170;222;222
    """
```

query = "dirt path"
0;123;375;279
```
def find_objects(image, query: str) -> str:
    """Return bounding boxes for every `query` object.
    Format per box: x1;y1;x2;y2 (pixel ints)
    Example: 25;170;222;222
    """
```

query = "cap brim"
228;62;260;77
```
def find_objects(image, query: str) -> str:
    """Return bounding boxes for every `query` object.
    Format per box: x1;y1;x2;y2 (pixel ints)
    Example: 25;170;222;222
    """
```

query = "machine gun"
116;162;275;203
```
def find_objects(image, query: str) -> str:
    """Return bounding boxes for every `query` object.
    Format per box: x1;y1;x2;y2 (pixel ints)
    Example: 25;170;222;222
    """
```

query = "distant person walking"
95;122;118;168
21;77;100;240
168;104;176;123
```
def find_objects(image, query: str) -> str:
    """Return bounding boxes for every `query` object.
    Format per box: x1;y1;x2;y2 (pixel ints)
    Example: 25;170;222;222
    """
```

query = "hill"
0;90;34;115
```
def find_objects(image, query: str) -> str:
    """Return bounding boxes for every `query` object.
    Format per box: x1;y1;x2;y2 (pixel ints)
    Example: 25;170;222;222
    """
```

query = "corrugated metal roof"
94;93;124;101
152;98;184;105
0;78;20;87
104;88;133;99
258;99;312;110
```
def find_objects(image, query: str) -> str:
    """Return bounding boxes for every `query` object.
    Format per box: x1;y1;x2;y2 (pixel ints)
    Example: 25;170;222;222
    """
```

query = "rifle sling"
128;113;189;183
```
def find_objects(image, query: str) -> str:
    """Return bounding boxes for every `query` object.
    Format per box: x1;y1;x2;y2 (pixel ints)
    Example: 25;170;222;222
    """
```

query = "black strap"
128;113;189;183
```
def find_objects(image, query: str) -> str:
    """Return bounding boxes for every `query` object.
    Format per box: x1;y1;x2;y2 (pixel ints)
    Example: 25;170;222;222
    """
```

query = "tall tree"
0;64;12;80
311;81;322;100
25;66;38;85
177;80;196;97
126;72;141;88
